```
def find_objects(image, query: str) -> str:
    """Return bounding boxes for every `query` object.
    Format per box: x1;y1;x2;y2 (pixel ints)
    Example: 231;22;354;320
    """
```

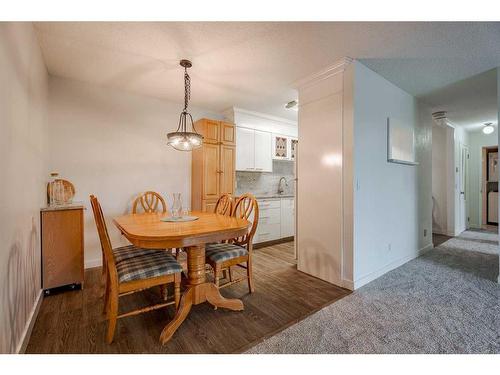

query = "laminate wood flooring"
26;241;349;354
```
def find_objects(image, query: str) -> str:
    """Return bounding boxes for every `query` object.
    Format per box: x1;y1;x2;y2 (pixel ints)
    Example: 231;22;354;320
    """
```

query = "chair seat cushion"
113;244;161;263
205;243;248;263
116;251;182;283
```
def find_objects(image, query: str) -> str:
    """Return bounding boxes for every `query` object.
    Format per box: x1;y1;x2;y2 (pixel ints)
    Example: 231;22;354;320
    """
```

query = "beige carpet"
246;231;500;354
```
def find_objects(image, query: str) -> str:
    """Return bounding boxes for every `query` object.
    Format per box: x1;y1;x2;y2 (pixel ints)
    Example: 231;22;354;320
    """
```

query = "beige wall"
48;77;222;268
0;23;49;353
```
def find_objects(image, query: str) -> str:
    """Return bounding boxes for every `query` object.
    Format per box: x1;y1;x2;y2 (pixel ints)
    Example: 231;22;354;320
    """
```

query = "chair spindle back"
132;191;167;214
214;194;233;216
231;193;259;247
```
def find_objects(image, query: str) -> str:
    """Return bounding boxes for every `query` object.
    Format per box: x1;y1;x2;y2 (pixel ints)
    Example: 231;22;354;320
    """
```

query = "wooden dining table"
113;211;251;344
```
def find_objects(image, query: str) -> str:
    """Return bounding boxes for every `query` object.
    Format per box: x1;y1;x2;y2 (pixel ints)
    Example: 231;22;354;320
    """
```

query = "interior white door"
459;144;469;232
235;127;255;171
254;130;272;172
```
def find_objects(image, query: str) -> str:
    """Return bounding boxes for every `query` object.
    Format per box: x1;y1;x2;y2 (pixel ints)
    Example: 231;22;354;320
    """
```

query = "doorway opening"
481;146;498;231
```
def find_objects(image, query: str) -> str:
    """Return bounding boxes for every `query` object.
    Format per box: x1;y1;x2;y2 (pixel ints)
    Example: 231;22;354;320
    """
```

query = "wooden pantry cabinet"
192;118;236;212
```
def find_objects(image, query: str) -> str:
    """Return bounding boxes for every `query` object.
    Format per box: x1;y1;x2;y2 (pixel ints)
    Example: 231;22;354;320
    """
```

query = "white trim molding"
16;289;43;354
224;106;297;126
294;57;354;90
353;244;433;290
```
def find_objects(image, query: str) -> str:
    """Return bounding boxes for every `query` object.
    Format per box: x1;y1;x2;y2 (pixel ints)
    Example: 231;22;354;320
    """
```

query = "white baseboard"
419;243;434;255
85;257;102;269
16;289;43;354
433;229;455;237
353;244;433;290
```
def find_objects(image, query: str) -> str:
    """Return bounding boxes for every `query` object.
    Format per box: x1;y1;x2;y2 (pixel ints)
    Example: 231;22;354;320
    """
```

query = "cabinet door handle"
261;216;270;219
260;232;270;236
255;168;263;170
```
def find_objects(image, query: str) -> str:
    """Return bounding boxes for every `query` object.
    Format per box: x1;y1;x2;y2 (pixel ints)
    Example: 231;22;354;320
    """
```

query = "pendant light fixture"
167;59;203;151
482;122;495;135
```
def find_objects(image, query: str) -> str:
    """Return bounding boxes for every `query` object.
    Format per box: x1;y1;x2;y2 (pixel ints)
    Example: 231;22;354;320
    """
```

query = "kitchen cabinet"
272;134;290;160
272;134;298;161
291;139;298;160
254;130;273;172
192;118;236;212
253;197;295;244
235;127;255;171
280;197;295;238
235;126;272;172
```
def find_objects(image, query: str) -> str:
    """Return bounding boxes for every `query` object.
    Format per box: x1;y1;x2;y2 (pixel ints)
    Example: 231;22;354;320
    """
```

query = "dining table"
113;211;251;344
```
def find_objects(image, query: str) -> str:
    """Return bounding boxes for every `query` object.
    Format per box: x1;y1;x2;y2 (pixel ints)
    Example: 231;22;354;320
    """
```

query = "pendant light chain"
183;67;191;112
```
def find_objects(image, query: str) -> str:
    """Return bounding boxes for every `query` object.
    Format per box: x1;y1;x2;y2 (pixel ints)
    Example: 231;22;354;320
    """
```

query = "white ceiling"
419;68;497;130
34;22;500;121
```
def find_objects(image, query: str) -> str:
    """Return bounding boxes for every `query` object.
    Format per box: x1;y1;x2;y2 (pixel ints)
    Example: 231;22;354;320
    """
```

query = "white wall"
48;77;222;268
466;128;497;228
0;23;48;353
352;61;432;288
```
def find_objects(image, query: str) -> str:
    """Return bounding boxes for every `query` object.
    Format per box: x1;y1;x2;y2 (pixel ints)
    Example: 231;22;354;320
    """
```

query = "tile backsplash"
236;160;295;197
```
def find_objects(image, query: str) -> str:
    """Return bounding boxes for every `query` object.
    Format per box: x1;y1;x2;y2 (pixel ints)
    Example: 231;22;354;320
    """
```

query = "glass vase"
171;193;183;218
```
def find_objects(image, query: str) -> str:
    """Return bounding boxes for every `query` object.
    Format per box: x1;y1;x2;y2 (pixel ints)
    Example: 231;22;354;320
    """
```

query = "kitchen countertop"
255;194;294;200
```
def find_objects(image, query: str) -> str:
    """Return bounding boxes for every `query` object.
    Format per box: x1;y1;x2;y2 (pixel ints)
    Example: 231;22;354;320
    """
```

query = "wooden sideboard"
191;118;236;212
41;205;84;293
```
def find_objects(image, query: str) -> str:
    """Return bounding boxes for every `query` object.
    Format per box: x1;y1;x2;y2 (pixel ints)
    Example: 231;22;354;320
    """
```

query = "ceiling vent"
432;111;449;127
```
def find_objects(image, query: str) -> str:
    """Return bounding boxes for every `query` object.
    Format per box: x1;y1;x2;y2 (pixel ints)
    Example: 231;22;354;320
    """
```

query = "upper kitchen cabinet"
235;127;272;172
272;134;290;160
291;138;298;160
272;134;298;161
254;130;272;172
197;118;235;146
235;127;255;171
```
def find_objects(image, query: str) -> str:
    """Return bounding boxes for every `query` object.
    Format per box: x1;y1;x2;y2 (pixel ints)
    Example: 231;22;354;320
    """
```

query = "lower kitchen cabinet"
280;197;295;238
254;197;295;244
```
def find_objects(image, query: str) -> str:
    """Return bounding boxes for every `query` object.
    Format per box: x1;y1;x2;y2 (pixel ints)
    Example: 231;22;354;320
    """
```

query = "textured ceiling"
34;22;500;121
419;68;497;130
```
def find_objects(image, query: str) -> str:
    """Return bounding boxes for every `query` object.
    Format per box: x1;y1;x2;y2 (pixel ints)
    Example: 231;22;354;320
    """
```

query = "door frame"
458;142;469;233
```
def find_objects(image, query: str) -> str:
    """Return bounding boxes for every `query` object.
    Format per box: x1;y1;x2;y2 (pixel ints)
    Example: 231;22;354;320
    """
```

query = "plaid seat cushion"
116;251;182;283
205;243;248;263
113;244;161;263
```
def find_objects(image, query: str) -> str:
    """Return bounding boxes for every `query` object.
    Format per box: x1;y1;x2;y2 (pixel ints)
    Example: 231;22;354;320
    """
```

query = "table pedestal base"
159;245;244;344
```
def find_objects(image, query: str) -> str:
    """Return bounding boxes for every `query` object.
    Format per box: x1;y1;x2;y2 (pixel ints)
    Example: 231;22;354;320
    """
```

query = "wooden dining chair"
132;190;181;262
214;193;233;216
205;193;259;294
90;195;182;343
132;191;167;214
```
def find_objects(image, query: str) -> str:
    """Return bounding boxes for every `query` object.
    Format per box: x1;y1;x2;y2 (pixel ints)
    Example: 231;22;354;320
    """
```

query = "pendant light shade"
167;60;203;151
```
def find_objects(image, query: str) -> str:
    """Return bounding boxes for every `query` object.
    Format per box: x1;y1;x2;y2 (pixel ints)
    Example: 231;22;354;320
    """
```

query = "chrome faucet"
278;177;288;195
